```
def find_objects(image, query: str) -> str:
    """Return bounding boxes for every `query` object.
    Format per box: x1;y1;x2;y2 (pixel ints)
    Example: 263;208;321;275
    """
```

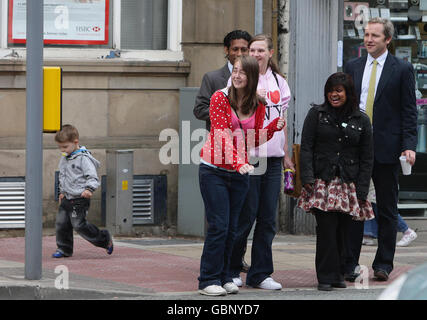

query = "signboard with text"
8;0;109;45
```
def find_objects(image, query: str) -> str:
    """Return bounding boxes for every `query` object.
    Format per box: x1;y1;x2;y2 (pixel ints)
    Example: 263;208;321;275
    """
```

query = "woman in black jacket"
297;72;374;291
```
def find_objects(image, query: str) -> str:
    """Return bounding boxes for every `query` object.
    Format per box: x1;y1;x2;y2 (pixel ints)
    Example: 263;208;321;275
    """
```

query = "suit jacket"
345;54;418;164
193;63;231;131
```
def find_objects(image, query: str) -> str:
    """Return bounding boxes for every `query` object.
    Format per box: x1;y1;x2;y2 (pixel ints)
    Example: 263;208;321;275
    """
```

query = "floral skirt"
297;177;374;221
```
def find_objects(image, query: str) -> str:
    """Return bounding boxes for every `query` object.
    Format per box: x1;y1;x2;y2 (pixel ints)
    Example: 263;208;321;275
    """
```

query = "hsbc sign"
76;26;102;33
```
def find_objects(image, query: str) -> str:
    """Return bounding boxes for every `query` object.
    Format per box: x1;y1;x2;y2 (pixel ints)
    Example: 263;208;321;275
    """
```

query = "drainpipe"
255;0;263;35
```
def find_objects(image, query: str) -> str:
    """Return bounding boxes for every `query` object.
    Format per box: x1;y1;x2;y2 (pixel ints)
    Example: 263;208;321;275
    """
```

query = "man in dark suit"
344;18;418;281
193;30;252;131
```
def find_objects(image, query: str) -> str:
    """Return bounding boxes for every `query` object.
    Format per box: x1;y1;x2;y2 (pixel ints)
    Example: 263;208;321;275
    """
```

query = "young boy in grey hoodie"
52;124;113;258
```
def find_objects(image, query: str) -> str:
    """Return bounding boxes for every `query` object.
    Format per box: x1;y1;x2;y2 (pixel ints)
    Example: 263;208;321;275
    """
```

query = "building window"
120;0;168;50
0;0;182;60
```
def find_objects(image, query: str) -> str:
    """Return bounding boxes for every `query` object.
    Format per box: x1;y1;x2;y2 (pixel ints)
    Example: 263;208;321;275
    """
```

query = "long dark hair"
229;55;265;115
249;34;285;79
323;72;359;116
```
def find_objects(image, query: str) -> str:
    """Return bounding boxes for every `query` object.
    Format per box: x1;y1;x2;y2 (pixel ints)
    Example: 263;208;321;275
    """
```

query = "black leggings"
313;209;353;284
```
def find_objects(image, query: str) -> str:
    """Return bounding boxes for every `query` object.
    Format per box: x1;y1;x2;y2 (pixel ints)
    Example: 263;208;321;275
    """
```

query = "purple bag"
284;169;295;194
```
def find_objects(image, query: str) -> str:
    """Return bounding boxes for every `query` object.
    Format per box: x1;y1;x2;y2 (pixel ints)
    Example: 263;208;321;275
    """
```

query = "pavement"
0;228;426;301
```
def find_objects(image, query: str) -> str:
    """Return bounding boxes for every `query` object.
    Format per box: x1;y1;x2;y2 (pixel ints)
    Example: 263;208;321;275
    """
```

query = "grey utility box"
106;150;134;235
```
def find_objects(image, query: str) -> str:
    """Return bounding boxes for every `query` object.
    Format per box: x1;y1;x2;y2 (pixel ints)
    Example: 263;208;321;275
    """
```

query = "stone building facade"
0;0;284;235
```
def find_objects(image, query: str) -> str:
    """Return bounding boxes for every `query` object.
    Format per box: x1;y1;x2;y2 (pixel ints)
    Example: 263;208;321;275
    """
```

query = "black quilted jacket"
300;104;373;200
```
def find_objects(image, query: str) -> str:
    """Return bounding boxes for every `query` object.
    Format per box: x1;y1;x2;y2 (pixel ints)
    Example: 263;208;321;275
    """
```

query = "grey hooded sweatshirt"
58;146;100;200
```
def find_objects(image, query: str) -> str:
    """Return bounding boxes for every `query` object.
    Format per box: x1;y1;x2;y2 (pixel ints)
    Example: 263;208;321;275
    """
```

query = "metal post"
255;0;263;35
25;0;44;280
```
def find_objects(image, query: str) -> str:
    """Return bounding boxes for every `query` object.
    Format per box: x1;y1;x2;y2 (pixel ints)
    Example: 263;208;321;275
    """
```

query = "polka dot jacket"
200;89;282;172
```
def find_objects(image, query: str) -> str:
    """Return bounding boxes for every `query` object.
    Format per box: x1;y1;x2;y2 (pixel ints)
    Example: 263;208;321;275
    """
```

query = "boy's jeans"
55;198;111;256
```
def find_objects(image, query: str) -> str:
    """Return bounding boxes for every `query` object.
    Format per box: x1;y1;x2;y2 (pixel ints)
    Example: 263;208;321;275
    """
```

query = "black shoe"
241;259;250;273
344;272;360;282
332;281;347;288
317;283;333;291
374;269;389;281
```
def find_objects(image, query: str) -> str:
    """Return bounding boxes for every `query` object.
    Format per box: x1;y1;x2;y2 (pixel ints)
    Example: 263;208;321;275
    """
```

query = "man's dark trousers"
372;161;400;274
343;161;399;275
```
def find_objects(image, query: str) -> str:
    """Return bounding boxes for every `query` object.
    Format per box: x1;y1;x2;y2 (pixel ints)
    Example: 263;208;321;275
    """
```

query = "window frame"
0;0;183;61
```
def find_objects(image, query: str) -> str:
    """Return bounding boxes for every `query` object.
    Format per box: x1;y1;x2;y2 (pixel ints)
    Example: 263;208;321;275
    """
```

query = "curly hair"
223;30;252;48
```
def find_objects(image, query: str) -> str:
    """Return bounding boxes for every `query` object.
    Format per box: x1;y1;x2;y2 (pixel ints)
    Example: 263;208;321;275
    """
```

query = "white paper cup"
399;156;412;175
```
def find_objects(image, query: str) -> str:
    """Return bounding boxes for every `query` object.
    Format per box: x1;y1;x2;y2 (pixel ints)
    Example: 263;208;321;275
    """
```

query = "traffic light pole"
25;0;44;280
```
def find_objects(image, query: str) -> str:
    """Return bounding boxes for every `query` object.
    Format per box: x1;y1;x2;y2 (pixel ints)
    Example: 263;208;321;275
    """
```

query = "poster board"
8;0;109;45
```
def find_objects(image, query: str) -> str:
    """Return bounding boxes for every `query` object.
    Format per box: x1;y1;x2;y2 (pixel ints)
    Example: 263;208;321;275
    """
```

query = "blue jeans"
364;203;409;239
229;157;282;286
198;164;250;290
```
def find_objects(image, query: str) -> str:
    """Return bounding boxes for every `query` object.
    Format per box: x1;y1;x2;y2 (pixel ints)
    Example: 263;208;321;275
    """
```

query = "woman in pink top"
230;34;292;290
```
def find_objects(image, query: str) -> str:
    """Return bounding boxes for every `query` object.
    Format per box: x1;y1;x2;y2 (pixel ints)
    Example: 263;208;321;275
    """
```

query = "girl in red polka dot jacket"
197;55;284;296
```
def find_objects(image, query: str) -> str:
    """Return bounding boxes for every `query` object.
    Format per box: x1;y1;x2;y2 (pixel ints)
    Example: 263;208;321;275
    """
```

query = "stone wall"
0;0;282;235
182;0;274;87
0;60;189;230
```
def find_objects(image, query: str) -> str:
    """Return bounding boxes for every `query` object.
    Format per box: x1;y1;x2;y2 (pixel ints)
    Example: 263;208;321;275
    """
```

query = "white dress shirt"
359;50;388;112
228;60;233;74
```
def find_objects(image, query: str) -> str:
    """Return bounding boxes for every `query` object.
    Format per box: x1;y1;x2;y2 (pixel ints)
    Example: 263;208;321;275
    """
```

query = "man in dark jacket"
193;30;252;131
344;18;417;282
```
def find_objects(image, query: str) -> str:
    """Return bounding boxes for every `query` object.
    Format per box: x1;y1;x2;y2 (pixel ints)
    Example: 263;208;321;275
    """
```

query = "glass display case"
343;0;427;215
